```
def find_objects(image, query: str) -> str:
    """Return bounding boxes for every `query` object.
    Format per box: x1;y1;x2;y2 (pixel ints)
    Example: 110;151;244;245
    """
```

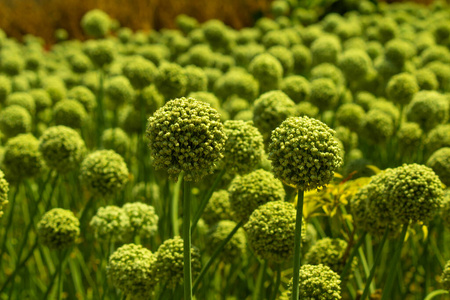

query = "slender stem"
360;229;389;300
183;179;192;300
270;264;282;300
291;189;304;300
0;184;21;269
57;251;65;300
254;260;268;300
79;196;96;230
424;290;449;300
172;174;183;236
193;220;244;294
380;224;408;300
340;231;367;280
191;168;226;233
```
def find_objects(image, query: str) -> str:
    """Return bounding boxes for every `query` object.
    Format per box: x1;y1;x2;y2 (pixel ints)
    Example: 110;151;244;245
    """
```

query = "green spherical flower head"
287;264;342;300
244;201;305;262
0;105;32;138
202;190;233;226
90;205;130;242
426;124;450;154
30;89;52;113
386;73;419;106
122;202;159;238
222;120;264;175
67;86;97;113
355;91;376;111
5;92;35;115
397;122;423;153
362;110;394;145
146;97;226;182
53;99;87;129
43;77;67;103
213;69;259;102
39;126;87;174
371;100;400;125
107;244;156;298
228;169;285;222
37;208;80;249
338;49;371;81
442;261;450;291
81;9;110;38
80;150;129;197
311;35;341;66
415;69;438;91
427;148;450;186
140;85;164;114
176;14;198;34
292;45;312;74
105;76;134;109
84;40;115;68
267;46;294;76
384;39;415;66
223;96;250;119
208;220;246;263
183;65;207;95
305;238;356;275
335;103;366;132
2;133;44;180
249;53;283;93
296;102;319;118
119;106;142;134
122;57;156;90
69;53;93;74
154;62;188;100
1;53;24;76
0;75;11;104
101;128;130;157
269;116;342;190
0;170;9;218
153;236;201;288
309;78;339;111
406;91;449;132
280;76;310;104
335;126;358;152
252;90;297;143
385;164;444;224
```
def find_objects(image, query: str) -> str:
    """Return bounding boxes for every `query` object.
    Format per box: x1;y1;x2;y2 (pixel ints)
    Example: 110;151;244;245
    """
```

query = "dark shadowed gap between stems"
340;231;367;280
0;183;21;270
290;189;304;300
269;263;281;300
253;259;267;300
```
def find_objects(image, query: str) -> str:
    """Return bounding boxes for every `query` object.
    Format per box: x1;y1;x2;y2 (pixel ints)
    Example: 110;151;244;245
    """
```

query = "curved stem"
291;189;304;300
341;232;367;280
193;220;244;294
424;290;449;300
183;179;192;300
380;224;408;300
360;229;389;300
191;168;226;233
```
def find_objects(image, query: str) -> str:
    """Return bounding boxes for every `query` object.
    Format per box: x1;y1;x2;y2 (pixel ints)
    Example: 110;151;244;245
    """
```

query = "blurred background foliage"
0;0;442;45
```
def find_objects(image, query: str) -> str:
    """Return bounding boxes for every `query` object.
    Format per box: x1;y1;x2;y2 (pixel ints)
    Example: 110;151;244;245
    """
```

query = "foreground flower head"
107;243;157;298
269;116;342;190
37;208;80;249
146;97;226;182
0;170;9;218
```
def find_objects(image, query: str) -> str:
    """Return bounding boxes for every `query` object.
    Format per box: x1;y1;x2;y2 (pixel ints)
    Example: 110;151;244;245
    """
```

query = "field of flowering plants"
0;0;449;299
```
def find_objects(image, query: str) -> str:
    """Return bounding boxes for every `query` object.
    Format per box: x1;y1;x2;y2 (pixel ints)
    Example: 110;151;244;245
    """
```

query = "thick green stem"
191;168;226;233
193;220;244;294
254;260;268;300
172;174;183;236
183;179;192;300
360;229;389;300
291;189;304;300
340;231;367;280
380;224;408;300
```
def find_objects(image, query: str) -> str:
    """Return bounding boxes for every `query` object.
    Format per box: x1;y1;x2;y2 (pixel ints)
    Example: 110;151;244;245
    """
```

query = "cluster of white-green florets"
37;208;80;249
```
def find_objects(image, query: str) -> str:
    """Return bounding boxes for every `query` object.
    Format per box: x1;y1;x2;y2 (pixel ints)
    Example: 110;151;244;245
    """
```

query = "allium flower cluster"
0;105;32;138
202;190;233;225
269;116;342;190
426;148;450;187
90;206;131;241
228;169;285;222
146;97;226;182
80;150;129;197
153;236;201;288
244;201;305;262
107;244;157;298
39;126;86;174
0;170;9;218
37;208;80;249
122;202;159;238
207;220;246;262
287;264;342;300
